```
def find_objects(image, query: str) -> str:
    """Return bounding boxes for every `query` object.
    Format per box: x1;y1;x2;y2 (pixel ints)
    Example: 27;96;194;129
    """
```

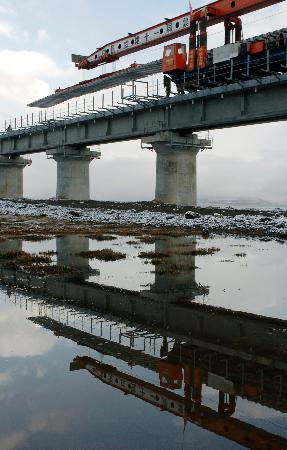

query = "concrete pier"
0;156;31;199
142;132;211;207
47;146;100;200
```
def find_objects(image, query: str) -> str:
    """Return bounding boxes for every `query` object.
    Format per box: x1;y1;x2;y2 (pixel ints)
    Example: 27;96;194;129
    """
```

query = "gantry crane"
29;0;285;107
73;0;283;70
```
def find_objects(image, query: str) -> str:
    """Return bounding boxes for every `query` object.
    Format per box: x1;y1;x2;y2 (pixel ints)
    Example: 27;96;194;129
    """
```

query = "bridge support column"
142;132;211;207
0;156;31;199
47;146;100;200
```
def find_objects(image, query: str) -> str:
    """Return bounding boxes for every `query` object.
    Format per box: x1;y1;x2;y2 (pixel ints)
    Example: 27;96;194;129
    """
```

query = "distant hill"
198;196;287;209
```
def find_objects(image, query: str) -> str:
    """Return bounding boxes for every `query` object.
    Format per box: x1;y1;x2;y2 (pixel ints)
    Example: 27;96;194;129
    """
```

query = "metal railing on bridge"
0;78;168;138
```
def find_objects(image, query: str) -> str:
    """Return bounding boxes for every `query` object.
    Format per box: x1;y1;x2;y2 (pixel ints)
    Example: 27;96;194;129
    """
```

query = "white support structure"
142;131;212;207
0;156;31;199
47;146;100;201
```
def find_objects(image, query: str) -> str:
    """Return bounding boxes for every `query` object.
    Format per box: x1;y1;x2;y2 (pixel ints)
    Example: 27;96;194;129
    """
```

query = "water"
20;233;287;318
0;233;286;449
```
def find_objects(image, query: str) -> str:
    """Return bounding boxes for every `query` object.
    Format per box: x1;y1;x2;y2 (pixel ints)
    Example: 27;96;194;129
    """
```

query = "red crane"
29;0;285;107
73;0;284;70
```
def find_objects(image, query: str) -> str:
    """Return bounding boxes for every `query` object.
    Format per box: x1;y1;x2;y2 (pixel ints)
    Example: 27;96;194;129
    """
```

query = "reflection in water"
24;285;287;450
0;234;286;449
0;239;22;253
148;236;208;301
71;355;285;450
56;235;99;281
57;235;90;281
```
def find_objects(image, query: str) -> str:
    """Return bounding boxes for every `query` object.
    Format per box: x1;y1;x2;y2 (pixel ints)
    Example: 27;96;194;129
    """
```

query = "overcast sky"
0;0;287;204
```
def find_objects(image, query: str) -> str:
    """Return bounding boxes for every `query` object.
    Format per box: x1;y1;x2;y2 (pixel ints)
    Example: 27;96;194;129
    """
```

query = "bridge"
1;73;287;205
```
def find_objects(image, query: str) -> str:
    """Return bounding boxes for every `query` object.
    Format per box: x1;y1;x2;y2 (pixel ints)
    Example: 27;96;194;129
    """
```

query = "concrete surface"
0;156;31;198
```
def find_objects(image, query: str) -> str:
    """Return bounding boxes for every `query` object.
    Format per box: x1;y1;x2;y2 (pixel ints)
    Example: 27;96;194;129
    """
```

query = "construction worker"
164;75;171;97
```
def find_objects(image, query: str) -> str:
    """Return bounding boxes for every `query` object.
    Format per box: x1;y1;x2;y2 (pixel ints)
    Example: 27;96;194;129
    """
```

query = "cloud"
0;411;71;450
37;28;49;42
0;21;15;38
0;431;27;450
0;5;15;15
0;307;56;358
0;370;13;386
0;50;63;104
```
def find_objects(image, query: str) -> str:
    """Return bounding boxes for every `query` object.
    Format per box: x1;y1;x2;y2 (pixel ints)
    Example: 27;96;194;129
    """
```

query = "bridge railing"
0;77;167;137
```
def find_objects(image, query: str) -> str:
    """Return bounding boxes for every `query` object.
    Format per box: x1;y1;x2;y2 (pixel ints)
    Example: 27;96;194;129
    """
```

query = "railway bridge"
0;73;287;205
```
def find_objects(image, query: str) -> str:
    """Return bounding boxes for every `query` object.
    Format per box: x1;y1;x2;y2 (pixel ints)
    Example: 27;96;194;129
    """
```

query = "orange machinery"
72;356;287;450
74;0;284;71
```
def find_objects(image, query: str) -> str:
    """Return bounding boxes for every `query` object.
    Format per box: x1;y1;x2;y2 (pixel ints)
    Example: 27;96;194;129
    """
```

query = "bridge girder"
1;73;287;156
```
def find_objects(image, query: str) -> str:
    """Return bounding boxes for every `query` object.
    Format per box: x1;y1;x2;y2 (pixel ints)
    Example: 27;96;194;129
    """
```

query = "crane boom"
75;0;284;70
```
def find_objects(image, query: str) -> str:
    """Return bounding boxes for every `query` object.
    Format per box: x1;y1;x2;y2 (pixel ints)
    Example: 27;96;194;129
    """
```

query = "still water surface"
20;233;287;318
0;234;286;449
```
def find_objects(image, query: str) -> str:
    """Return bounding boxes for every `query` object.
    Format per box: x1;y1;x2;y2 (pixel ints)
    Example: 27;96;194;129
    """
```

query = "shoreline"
0;198;286;240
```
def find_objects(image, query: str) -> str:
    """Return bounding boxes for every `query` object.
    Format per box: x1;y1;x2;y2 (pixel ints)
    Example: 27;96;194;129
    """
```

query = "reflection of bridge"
1;233;287;425
27;305;287;449
1;73;287;205
2;252;286;448
1;235;286;367
31;314;287;413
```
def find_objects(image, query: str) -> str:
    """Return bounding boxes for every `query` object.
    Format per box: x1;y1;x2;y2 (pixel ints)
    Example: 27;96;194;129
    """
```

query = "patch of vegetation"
151;259;164;266
0;251;23;260
235;253;247;257
25;264;73;276
176;241;197;247
0;250;71;278
138;236;158;244
39;250;58;256
0;251;52;265
148;228;196;238
88;234;117;241
202;230;210;239
182;247;220;256
76;249;126;261
139;251;169;259
126;240;139;245
152;264;197;274
24;235;53;242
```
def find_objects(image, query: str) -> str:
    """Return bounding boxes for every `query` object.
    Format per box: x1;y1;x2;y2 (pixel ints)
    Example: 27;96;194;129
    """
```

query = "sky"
0;0;287;204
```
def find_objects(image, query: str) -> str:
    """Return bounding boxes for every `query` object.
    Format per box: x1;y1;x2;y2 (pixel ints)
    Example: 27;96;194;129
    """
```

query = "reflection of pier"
145;236;208;301
71;355;287;450
0;239;22;252
56;235;100;280
56;235;93;281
